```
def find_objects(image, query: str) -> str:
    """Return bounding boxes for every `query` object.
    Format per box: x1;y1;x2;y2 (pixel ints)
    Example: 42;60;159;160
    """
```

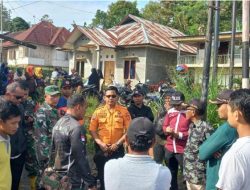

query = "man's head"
61;80;73;98
5;81;29;105
210;89;233;120
132;89;144;106
0;99;21;135
44;85;60;107
104;86;119;107
227;89;250;128
67;94;87;120
162;90;175;110
170;91;185;110
185;99;205;121
126;117;155;153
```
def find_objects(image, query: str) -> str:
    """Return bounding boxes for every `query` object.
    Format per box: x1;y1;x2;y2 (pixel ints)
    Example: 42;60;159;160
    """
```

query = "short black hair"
105;86;118;95
6;80;29;93
0;98;21;122
228;89;250;124
67;94;86;108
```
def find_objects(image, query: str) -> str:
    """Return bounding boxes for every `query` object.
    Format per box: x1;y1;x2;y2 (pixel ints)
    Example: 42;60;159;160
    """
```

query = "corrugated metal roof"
3;21;70;48
70;14;196;54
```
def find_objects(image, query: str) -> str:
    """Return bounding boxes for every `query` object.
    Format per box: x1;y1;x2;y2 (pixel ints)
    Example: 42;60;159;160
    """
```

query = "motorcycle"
82;84;103;102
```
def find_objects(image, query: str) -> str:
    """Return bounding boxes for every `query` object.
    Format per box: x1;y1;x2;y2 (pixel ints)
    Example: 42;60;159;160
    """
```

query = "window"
124;60;136;79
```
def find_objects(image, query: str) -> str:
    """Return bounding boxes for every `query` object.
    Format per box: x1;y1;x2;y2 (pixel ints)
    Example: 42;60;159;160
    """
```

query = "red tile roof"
66;14;196;54
3;21;70;48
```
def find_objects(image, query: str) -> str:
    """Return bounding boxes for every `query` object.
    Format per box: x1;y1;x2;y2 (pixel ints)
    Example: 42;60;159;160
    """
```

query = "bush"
84;96;100;154
174;73;223;128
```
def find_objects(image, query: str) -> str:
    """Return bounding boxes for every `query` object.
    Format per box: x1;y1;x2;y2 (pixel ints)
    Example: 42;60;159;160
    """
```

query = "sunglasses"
15;95;23;100
106;95;117;98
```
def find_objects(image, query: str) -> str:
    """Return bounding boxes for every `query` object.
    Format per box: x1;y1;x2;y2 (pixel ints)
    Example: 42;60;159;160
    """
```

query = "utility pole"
212;0;220;81
229;1;237;89
242;0;249;88
201;0;214;119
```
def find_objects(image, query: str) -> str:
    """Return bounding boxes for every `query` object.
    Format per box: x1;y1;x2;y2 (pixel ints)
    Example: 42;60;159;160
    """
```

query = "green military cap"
44;85;60;95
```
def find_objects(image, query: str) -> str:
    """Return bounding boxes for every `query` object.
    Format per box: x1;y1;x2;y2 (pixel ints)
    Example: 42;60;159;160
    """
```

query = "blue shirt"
104;154;172;190
199;122;238;190
56;96;67;108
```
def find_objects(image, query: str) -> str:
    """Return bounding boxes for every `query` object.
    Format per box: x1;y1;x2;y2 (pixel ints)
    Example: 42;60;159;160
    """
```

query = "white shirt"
216;136;250;190
104;154;171;190
51;71;58;80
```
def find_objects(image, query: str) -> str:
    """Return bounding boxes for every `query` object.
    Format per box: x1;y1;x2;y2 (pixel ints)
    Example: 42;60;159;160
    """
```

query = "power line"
8;0;42;11
44;1;96;15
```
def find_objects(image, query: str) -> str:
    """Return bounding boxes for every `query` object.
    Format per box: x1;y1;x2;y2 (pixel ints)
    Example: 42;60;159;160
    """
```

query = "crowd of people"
1;64;250;190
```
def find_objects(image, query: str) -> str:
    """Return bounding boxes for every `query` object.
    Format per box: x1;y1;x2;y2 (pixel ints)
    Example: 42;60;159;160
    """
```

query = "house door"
76;60;85;77
104;61;115;85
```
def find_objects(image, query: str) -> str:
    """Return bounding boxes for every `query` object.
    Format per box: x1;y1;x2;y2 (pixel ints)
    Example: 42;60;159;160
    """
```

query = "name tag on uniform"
81;135;85;142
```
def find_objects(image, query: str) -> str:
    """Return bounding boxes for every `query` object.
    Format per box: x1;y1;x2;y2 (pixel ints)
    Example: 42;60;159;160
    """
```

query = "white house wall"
51;49;69;68
7;45;69;67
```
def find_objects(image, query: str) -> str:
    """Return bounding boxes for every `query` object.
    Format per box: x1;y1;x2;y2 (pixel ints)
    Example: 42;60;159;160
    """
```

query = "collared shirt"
34;102;59;164
89;104;131;144
183;120;214;184
0;134;11;190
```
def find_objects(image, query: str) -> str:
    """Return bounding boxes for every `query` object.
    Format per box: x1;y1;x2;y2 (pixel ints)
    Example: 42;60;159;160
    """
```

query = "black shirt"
127;103;154;122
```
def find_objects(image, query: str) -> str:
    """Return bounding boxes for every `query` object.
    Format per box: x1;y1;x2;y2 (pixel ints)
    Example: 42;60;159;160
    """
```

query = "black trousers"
93;144;124;190
11;151;26;190
153;143;166;164
165;148;184;190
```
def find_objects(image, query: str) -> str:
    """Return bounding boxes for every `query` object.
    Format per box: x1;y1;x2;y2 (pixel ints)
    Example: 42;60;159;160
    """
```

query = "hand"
109;143;119;152
99;142;109;152
164;126;173;135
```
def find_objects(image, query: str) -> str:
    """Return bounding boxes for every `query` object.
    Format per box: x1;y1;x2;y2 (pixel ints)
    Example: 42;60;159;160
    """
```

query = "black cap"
132;89;144;96
127;117;155;150
170;91;185;105
61;80;72;88
186;98;205;115
209;89;233;104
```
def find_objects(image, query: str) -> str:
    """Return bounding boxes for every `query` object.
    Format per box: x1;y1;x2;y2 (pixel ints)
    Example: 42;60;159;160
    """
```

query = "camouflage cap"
44;85;60;95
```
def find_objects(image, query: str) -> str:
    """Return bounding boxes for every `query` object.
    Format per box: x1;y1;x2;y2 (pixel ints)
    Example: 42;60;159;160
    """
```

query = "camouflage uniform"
33;102;59;188
22;98;38;177
183;120;214;185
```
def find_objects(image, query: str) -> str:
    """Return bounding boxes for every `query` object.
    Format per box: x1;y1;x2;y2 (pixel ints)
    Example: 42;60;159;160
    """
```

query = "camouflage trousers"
25;133;39;177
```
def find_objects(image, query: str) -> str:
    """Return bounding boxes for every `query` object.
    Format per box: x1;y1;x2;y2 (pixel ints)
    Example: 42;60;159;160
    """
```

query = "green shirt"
199;122;238;190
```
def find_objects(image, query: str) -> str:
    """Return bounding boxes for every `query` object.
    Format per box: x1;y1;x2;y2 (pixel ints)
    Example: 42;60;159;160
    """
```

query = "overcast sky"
5;0;148;30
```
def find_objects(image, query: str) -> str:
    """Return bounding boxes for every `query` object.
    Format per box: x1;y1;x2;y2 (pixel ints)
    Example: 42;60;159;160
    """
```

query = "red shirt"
162;108;190;153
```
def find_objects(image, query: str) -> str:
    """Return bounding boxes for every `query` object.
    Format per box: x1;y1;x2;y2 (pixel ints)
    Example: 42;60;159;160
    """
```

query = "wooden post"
242;0;249;88
201;1;214;119
229;1;237;89
212;0;220;81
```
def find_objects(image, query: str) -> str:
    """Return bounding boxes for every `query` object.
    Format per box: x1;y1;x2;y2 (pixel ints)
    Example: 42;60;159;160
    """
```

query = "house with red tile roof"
3;21;70;68
62;14;196;85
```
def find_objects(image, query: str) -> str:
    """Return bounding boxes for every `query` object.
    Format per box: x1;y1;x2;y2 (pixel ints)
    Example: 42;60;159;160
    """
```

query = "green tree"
142;1;242;35
9;17;30;32
0;3;12;31
40;14;53;23
91;1;140;28
91;10;108;28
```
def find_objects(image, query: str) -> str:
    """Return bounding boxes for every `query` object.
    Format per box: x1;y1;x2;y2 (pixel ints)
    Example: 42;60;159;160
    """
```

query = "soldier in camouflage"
33;85;60;190
183;99;214;190
21;87;38;190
